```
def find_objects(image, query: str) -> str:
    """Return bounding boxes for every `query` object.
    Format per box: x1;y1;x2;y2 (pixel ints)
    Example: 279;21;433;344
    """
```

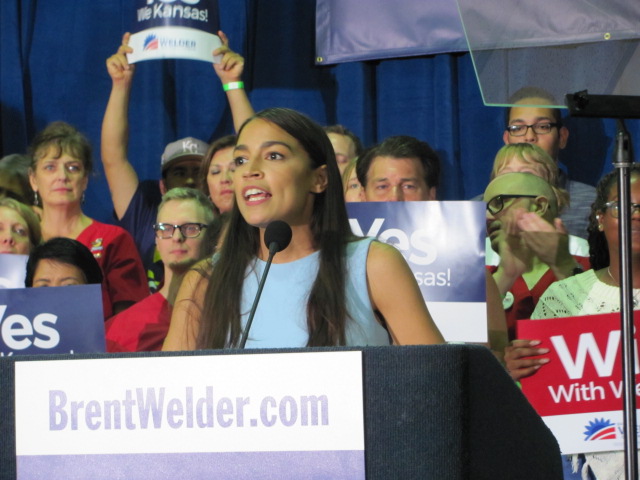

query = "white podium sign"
15;351;365;479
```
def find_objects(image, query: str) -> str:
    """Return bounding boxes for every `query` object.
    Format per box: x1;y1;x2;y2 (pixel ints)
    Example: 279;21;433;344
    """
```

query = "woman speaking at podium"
163;108;444;350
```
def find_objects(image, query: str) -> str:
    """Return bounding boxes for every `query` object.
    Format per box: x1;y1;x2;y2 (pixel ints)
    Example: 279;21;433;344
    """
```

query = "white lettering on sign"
0;305;60;350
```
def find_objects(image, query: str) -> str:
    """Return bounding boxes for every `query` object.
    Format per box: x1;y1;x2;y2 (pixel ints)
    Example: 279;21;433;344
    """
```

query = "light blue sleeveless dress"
239;237;390;348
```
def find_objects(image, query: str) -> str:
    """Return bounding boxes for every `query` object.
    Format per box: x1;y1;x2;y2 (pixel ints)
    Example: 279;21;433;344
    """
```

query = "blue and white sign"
0;254;28;289
347;201;486;342
0;285;105;356
15;351;365;480
128;0;222;64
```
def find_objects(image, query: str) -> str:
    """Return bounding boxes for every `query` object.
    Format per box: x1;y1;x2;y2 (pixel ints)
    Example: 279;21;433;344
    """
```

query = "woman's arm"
213;31;255;133
485;269;509;362
366;241;444;345
162;266;208;351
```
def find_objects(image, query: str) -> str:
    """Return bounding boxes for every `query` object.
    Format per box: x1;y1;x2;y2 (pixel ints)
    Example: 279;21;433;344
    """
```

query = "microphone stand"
614;120;637;480
567;91;638;479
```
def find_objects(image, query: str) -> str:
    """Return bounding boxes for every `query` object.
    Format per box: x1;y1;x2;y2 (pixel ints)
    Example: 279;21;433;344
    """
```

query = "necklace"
607;267;640;307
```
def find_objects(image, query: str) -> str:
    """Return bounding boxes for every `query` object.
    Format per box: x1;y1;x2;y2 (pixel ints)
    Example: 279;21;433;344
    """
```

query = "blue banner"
315;0;467;64
0;285;105;356
347;201;487;342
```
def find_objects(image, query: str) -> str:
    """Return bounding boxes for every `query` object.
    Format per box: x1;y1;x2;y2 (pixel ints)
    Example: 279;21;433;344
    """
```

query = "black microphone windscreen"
264;220;292;253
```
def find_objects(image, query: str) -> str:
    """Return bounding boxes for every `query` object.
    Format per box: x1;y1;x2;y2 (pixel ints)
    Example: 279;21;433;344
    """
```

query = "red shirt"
76;220;149;318
105;292;171;352
488;256;591;340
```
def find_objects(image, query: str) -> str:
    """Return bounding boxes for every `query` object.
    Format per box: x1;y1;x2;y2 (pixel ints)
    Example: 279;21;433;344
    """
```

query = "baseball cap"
161;137;209;172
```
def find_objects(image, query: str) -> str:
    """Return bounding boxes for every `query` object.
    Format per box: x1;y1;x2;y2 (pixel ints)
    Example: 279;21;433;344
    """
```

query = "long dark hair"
587;164;640;270
196;108;355;348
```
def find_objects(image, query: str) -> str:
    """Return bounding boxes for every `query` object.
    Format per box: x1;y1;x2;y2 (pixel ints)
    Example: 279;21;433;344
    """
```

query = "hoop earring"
33;191;39;207
82;192;86;204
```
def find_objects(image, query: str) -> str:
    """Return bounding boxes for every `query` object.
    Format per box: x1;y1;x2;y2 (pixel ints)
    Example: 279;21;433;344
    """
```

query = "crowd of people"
0;32;636;479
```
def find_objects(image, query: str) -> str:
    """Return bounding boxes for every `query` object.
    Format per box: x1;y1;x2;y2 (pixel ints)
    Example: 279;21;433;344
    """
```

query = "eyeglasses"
153;223;208;239
486;194;538;215
603;201;640;219
505;122;559;137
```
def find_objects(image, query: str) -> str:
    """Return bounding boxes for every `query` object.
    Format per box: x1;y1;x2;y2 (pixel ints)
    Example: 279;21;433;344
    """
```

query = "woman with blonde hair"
485;143;588;267
490;143;569;213
0;197;41;254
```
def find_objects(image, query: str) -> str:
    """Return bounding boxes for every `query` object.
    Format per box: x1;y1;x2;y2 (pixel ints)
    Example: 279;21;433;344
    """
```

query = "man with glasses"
503;87;596;238
484;172;590;339
105;188;215;352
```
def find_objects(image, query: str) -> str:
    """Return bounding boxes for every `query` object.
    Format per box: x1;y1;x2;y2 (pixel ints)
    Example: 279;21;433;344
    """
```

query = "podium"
0;345;561;479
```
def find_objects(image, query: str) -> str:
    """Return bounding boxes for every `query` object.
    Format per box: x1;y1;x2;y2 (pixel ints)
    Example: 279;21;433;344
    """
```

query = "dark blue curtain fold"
0;0;636;223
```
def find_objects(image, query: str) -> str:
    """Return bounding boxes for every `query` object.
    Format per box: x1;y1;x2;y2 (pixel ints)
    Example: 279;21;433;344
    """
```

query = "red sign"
517;311;640;417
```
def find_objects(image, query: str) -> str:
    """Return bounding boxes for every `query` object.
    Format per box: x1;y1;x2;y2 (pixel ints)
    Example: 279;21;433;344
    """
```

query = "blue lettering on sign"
48;388;329;431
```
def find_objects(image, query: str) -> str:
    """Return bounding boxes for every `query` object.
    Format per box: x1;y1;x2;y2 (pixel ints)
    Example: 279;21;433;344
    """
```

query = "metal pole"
613;120;638;480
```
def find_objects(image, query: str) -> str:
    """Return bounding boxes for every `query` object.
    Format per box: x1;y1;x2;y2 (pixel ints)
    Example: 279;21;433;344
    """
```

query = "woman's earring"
33;191;39;207
598;224;604;231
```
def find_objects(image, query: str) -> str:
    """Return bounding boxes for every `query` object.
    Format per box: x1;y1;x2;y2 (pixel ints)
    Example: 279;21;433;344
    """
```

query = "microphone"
264;220;293;256
239;220;292;348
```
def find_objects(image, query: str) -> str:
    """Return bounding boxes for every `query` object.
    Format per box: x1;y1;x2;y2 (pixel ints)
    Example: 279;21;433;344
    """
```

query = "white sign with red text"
518;312;640;454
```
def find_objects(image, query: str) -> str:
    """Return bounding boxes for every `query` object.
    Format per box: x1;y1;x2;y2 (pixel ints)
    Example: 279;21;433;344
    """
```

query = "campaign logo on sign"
584;418;617;441
143;34;159;50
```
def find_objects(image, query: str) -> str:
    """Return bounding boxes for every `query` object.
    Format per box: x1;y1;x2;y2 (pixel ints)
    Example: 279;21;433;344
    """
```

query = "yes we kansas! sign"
128;0;222;64
518;311;640;454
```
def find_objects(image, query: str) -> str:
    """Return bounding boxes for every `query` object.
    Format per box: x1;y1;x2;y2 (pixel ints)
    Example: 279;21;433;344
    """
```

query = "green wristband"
223;81;244;92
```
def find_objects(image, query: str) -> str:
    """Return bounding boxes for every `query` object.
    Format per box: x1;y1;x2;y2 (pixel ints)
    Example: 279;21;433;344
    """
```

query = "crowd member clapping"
28;121;148;318
163;108;444;350
485;143;589;267
485;172;590;340
106;188;216;352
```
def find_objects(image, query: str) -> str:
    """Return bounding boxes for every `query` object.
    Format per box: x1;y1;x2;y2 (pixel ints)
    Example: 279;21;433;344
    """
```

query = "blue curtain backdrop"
0;0;636;223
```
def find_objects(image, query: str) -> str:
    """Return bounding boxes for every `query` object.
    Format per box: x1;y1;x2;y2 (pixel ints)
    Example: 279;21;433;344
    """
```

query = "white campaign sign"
15;352;364;456
128;27;222;63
